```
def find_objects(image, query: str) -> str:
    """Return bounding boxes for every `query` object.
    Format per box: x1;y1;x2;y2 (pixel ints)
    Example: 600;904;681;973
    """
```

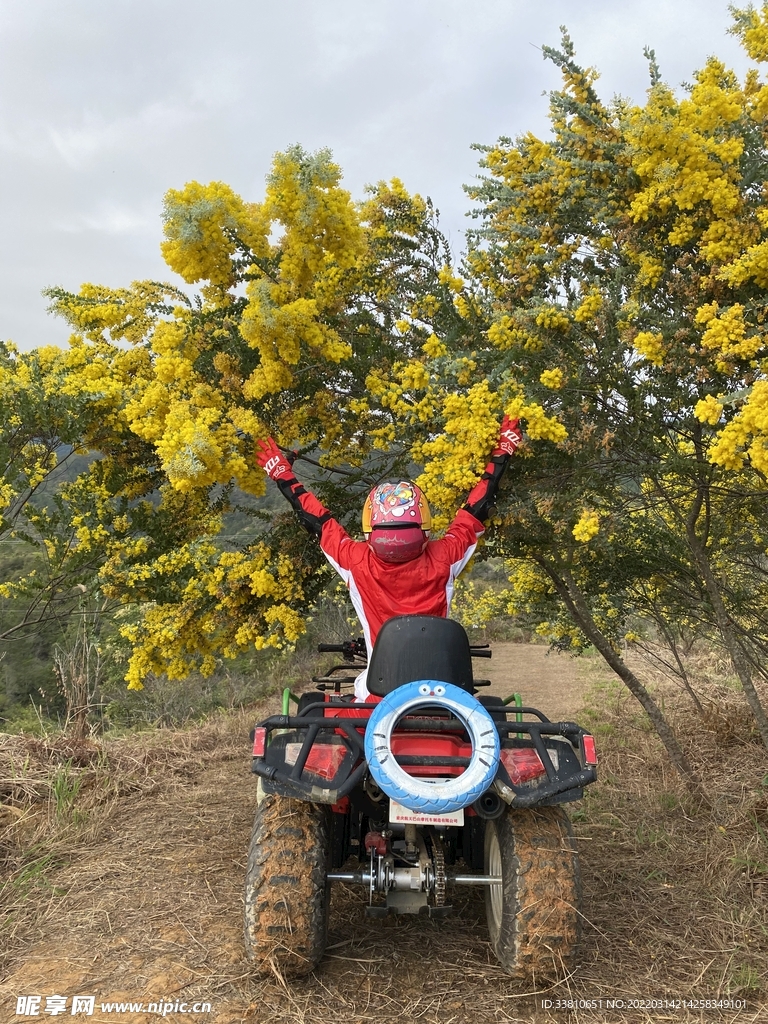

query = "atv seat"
366;615;475;696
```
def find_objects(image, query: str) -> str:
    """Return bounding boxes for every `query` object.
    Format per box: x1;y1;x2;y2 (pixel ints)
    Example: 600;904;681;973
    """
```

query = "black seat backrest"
366;615;474;696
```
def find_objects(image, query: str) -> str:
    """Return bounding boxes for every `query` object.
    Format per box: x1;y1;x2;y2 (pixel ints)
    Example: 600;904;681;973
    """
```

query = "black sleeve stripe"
463;454;510;522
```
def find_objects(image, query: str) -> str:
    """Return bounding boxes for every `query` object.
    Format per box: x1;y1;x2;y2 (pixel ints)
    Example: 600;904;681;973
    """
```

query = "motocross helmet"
362;481;432;564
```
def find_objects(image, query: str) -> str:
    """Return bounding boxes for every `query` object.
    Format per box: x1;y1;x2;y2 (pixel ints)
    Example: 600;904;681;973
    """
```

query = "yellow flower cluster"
117;535;314;688
486;316;538;351
451;580;512;631
422;334;448;358
504;560;553;616
633;330;666;367
633;253;664;290
411;383;569;523
412;293;441;319
102;149;369;499
161;180;269;295
573;288;603;323
707;380;768;473
572;510;600;542
360;177;428;253
365;359;436;441
626;60;751;264
503;397;568;443
695;302;761;367
535;306;571;331
730;3;768;62
694;394;725;426
453;294;474;319
437;266;465;292
414;381;502;521
535;619;586;650
720;238;768;288
539;367;565;389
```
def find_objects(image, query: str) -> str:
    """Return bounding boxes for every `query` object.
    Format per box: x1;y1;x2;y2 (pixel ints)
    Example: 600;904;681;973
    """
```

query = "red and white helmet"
362;481;432;563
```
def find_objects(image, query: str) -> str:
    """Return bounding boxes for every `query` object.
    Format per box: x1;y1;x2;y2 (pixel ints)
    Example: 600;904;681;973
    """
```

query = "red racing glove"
492;415;522;457
255;438;296;481
255;439;331;538
463;416;523;523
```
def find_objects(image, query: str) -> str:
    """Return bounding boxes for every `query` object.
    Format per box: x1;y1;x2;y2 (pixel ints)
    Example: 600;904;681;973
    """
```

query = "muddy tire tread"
486;804;581;979
244;794;329;978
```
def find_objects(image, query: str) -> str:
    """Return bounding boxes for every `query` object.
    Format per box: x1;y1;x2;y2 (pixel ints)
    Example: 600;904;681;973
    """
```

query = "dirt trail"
0;644;591;1024
476;642;587;722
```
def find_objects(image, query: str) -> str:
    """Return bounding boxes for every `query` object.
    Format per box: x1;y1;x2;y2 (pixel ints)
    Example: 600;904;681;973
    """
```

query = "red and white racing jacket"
320;508;482;639
273;453;510;699
319;510;482;697
272;476;485;699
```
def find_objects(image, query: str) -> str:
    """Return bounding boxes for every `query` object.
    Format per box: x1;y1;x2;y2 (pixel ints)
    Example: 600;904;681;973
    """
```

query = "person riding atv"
255;415;523;699
247;417;598;980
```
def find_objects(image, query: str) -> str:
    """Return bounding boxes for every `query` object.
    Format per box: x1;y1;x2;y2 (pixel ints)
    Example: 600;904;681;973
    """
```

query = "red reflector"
500;747;546;783
252;727;267;758
303;744;346;780
582;735;598;766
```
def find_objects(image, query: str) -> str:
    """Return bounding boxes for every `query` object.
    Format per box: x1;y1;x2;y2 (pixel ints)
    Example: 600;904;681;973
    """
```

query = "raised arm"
255;438;333;538
462;415;522;523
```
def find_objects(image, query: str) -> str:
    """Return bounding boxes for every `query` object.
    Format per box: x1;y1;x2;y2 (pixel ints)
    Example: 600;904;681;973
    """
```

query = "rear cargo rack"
251;702;597;807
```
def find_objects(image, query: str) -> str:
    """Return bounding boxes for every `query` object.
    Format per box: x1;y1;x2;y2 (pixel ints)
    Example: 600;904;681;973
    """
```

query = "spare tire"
364;680;500;814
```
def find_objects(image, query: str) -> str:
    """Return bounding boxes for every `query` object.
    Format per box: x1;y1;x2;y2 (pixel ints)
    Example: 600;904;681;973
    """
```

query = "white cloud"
47;99;202;168
54;201;156;235
0;0;757;351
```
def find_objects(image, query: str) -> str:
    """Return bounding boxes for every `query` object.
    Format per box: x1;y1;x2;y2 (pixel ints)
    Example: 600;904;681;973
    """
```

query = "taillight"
252;727;267;758
582;734;598;766
500;747;546;783
303;744;347;780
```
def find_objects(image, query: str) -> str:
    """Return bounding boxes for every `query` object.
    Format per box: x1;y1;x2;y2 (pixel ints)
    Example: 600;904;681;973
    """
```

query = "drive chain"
432;832;446;906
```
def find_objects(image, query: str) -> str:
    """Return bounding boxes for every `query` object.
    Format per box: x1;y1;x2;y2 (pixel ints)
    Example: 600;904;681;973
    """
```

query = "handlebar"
317;638;367;662
318;638;491;660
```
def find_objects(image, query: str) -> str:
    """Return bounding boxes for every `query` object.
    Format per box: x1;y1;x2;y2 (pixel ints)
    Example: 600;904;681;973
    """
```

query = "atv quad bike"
246;614;597;979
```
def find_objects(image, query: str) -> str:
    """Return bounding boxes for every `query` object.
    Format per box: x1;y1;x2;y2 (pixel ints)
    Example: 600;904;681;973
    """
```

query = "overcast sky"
0;0;753;352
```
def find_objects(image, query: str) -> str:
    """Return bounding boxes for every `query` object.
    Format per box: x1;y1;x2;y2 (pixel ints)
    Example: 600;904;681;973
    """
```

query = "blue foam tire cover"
364;680;500;814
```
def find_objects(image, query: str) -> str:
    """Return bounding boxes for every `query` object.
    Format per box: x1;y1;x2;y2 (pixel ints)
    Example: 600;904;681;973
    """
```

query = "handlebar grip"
470;649;493;659
317;644;345;653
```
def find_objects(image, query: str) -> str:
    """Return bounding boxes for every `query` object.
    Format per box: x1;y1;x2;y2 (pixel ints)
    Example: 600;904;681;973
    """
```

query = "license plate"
388;800;464;826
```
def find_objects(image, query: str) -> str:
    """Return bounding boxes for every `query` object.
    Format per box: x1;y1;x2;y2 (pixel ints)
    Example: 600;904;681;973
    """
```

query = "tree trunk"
536;557;709;801
685;530;768;747
680;429;768;748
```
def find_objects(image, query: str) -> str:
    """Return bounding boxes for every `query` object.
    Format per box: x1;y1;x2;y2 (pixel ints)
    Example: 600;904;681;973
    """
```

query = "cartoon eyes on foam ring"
418;684;431;695
433;685;446;696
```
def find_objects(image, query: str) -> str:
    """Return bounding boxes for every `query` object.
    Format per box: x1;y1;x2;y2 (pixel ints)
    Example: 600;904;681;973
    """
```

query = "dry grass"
566;651;768;1018
0;711;255;962
0;655;767;1023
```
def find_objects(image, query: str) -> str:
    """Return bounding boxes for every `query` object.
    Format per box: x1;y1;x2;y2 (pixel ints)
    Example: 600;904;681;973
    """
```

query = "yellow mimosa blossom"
633;331;666;366
539;368;565;389
694;394;725;425
573;510;600;542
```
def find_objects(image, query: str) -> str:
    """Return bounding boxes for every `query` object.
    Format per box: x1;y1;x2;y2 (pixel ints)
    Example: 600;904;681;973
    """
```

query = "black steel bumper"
250;703;597;808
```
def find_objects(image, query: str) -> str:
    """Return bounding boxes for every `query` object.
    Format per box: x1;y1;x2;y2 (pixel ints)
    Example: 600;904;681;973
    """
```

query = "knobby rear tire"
244;793;330;978
484;804;581;980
